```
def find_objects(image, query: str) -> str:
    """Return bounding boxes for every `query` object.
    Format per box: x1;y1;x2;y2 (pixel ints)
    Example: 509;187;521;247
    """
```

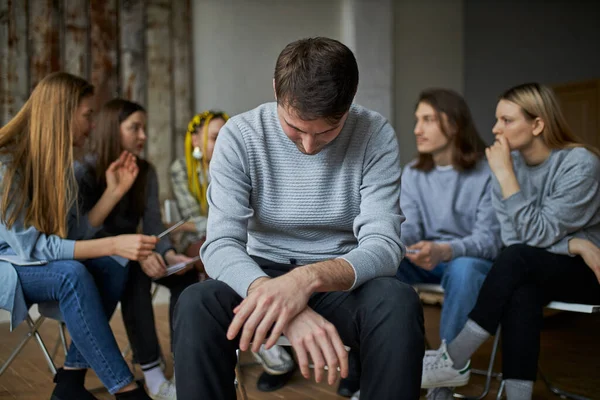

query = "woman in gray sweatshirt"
422;83;600;400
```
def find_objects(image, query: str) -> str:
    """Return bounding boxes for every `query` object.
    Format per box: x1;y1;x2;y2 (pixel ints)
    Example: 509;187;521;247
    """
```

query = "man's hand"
139;251;167;279
164;250;194;275
406;241;451;270
283;308;348;385
228;271;314;352
569;238;600;284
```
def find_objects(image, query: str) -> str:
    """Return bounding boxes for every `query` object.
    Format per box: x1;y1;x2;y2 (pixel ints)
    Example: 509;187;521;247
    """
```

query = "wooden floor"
1;304;599;399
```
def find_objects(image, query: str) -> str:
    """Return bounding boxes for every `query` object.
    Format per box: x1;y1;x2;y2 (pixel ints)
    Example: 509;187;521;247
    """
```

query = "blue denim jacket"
0;156;82;330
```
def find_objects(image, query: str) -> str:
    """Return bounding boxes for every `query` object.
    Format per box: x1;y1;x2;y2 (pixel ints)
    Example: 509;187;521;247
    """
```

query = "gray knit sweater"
201;102;405;297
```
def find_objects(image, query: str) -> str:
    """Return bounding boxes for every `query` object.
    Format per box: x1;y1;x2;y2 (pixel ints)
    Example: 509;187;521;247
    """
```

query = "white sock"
505;379;534;400
141;361;167;395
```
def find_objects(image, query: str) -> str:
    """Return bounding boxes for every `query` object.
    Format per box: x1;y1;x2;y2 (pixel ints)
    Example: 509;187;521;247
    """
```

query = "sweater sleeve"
399;166;423;247
200;121;268;297
339;121;405;289
502;156;600;254
448;176;502;260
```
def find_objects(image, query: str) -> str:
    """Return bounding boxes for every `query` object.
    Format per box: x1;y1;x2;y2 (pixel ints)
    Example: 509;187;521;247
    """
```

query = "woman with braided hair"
170;111;297;393
169;110;228;274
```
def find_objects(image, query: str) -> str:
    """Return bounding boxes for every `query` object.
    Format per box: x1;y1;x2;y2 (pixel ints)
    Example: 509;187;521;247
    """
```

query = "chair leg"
27;316;58;375
538;365;591;400
235;349;248;400
0;316;47;376
496;380;505;399
454;326;502;400
59;322;69;356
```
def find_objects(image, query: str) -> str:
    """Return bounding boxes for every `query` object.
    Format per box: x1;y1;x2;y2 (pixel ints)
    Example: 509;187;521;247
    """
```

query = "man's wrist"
290;264;323;294
568;237;583;255
438;243;453;261
247;276;271;295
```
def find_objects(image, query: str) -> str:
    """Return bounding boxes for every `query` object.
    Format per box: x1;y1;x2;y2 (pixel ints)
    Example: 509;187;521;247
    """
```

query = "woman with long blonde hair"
0;72;157;399
422;83;600;399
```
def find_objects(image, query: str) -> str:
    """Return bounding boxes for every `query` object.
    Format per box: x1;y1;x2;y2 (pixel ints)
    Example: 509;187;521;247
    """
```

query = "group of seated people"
0;36;599;400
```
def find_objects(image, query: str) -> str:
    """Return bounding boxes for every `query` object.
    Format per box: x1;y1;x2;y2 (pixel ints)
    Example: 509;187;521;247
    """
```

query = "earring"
192;146;203;160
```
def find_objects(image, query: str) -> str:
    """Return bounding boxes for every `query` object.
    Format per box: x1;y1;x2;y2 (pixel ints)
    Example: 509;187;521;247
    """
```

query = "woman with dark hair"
73;99;199;400
422;83;600;400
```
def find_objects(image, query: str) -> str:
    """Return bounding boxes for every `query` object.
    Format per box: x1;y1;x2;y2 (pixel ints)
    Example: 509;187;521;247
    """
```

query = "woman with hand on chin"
73;99;199;400
422;83;600;400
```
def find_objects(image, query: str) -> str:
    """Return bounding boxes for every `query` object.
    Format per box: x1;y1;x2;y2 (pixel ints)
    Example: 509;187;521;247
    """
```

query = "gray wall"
192;0;343;116
394;0;464;164
465;0;600;143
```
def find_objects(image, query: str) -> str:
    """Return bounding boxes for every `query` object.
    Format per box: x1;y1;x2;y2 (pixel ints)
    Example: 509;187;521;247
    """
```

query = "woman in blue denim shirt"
0;72;157;400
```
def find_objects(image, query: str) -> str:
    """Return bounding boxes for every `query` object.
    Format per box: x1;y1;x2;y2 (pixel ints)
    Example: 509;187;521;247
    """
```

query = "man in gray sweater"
173;37;424;399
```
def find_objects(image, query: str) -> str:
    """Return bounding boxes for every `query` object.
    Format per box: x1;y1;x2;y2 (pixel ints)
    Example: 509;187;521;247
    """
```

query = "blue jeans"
396;257;492;342
14;257;133;394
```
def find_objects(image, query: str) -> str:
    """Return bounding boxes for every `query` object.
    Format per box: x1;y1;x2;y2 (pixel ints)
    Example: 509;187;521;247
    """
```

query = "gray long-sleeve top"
492;147;600;254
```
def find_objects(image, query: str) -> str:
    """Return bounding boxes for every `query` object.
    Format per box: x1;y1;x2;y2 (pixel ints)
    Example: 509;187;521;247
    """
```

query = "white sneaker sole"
421;373;470;389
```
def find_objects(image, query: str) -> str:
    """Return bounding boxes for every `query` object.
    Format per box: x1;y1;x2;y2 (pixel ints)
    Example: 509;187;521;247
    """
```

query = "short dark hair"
274;37;359;123
413;88;486;172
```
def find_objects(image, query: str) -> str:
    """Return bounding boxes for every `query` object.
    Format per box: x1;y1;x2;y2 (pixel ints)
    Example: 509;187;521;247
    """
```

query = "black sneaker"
256;368;296;392
337;376;360;398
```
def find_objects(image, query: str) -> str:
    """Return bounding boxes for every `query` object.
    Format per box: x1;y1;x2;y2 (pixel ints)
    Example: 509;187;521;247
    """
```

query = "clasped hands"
226;270;348;384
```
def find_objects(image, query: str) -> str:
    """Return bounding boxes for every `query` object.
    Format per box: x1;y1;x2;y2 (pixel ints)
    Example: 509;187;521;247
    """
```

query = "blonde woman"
0;72;157;400
422;83;600;400
169;111;296;392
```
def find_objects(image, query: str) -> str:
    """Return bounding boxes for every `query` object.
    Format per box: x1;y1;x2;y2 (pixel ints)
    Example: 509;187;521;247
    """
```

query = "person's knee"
444;257;489;285
175;280;235;324
58;260;93;288
497;244;530;263
360;277;422;320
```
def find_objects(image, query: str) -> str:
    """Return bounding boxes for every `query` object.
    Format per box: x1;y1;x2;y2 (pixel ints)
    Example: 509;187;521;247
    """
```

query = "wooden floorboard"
1;304;599;399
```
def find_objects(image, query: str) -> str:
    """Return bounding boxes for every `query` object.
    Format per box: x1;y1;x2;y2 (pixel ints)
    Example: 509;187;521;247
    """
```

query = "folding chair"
413;283;502;400
495;301;600;400
0;302;63;378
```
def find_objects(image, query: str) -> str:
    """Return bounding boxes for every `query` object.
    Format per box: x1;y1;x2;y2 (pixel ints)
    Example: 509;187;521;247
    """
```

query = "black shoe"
50;368;97;400
256;368;295;392
337;377;360;398
114;386;152;400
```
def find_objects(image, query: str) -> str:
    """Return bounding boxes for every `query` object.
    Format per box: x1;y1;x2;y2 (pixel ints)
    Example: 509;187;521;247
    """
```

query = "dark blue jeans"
15;257;133;394
174;266;424;400
396;257;492;342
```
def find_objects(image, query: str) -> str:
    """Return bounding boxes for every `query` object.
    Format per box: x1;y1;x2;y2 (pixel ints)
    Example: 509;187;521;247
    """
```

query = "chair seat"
38;302;64;321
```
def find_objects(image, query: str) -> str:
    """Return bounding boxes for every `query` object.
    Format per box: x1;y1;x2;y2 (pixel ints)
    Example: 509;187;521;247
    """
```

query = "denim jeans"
396;256;492;342
15;257;133;394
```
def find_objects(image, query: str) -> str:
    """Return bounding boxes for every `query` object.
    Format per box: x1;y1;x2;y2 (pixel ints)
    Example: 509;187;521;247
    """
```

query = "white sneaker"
350;390;361;400
421;341;470;389
252;344;295;375
149;380;177;400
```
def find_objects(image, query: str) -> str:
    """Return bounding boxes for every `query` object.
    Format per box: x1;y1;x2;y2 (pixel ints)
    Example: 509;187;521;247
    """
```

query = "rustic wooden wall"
0;0;193;201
